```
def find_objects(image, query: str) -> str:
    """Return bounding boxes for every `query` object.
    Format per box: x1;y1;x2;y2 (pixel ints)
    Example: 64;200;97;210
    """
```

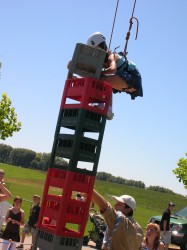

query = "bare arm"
0;183;11;202
92;189;108;213
163;220;167;234
102;53;118;75
20;210;25;226
159;242;165;250
5;208;11;222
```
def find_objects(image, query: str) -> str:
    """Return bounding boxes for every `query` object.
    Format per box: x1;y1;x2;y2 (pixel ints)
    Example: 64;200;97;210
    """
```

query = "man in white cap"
92;189;143;250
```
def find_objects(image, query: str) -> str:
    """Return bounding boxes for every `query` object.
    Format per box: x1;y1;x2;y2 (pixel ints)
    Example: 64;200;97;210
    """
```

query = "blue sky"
1;1;187;196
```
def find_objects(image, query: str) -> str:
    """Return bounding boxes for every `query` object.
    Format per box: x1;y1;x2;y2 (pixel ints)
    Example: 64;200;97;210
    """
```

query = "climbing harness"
107;0;142;100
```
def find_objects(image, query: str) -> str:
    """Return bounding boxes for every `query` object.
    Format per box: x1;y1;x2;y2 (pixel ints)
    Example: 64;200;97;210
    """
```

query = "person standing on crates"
92;189;144;249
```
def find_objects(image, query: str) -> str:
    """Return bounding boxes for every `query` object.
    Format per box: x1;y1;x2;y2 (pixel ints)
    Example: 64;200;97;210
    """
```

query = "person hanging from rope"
87;32;143;101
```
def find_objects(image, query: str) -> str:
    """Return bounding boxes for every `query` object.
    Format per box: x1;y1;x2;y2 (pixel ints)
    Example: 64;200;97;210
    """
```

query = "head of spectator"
76;193;82;199
76;193;85;201
33;194;40;205
142;223;164;250
168;201;175;211
13;196;22;208
112;194;136;216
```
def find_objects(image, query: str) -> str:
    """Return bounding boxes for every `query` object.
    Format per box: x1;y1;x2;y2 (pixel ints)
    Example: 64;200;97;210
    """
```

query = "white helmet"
87;32;106;47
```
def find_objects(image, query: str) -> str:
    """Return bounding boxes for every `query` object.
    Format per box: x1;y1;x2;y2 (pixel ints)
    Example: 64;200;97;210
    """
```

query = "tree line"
96;172;175;194
0;143;178;194
0;143;67;171
96;171;146;189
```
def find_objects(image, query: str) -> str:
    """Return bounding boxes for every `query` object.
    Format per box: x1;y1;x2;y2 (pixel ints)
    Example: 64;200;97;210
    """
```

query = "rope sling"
108;0;139;56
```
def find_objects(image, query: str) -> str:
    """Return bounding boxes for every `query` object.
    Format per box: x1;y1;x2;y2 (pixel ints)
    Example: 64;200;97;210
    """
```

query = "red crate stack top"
61;77;112;115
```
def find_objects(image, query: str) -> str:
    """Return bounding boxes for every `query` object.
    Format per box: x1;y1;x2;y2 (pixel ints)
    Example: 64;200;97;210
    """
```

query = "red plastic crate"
61;77;112;115
37;169;95;237
46;168;95;191
39;197;90;237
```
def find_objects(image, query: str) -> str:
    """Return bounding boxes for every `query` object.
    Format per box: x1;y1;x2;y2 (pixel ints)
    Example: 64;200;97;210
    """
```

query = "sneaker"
107;106;114;120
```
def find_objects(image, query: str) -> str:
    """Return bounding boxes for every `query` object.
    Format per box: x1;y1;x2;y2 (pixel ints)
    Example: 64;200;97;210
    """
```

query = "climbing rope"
123;0;139;57
108;0;120;50
108;0;139;56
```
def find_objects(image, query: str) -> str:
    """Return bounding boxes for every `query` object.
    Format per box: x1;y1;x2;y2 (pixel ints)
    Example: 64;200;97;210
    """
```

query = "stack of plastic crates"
33;44;112;250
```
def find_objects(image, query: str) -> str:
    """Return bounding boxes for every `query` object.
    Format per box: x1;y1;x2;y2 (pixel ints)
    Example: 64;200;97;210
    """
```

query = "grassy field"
1;162;187;234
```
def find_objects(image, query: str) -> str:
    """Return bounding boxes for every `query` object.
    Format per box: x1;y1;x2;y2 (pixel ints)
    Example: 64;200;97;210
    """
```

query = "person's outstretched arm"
0;183;11;201
92;189;108;213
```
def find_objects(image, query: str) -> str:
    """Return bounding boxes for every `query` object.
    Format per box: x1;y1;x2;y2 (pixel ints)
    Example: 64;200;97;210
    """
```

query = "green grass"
1;162;187;234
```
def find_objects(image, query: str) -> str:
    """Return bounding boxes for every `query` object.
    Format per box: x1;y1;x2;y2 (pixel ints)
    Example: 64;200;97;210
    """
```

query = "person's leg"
107;94;114;120
161;231;170;250
21;231;26;244
16;231;25;248
16;223;30;248
30;227;37;250
100;75;129;90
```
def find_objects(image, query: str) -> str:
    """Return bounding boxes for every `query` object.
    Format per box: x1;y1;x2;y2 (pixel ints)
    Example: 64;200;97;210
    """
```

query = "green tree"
31;159;40;169
173;153;187;189
10;148;36;168
0;93;21;140
37;153;51;171
0;143;13;163
147;185;174;194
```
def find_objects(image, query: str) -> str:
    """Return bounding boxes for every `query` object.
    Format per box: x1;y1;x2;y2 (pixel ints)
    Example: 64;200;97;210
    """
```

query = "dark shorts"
113;68;143;100
22;222;36;235
117;69;143;99
160;231;171;245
